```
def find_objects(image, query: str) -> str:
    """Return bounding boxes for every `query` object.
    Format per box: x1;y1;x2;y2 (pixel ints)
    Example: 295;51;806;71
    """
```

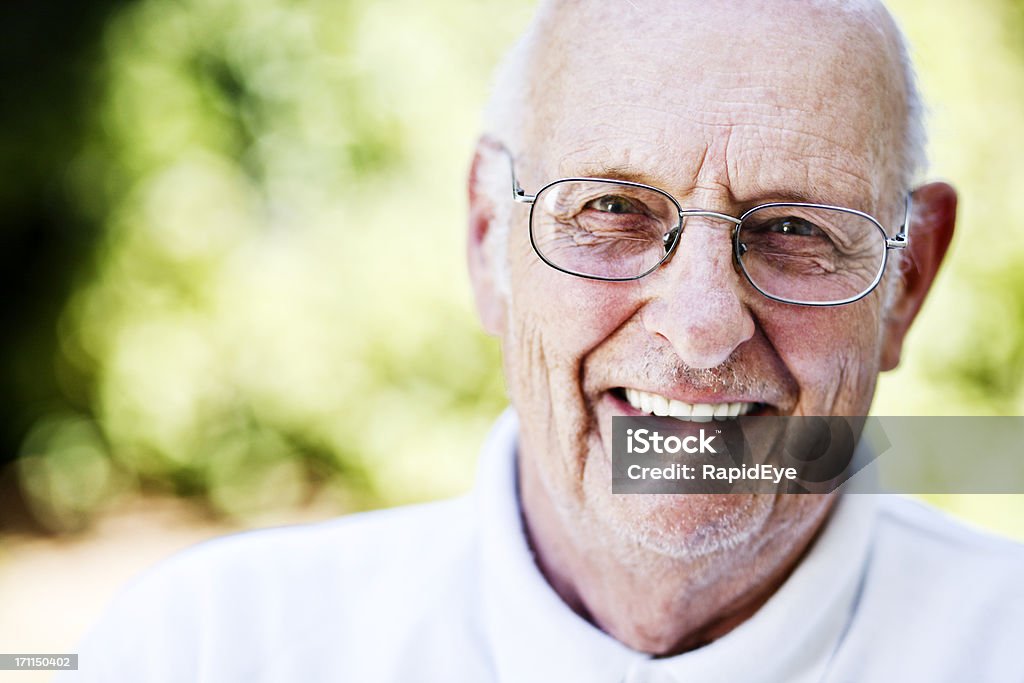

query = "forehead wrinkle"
527;1;907;195
549;115;878;212
543;94;892;194
725;125;881;209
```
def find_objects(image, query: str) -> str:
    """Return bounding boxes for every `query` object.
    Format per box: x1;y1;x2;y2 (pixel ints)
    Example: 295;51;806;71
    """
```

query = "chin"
596;489;777;561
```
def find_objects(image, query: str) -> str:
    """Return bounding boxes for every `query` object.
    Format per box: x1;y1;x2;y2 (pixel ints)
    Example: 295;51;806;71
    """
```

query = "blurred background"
0;0;1022;674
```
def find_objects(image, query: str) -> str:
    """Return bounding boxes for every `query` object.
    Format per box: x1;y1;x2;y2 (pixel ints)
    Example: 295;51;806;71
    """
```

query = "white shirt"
65;410;1024;682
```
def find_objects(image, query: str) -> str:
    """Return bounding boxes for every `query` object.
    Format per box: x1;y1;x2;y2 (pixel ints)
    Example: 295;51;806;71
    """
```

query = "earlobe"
880;182;957;371
466;138;508;336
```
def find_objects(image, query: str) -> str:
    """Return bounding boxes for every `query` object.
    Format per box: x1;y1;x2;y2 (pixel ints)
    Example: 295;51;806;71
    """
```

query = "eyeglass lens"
529;179;886;304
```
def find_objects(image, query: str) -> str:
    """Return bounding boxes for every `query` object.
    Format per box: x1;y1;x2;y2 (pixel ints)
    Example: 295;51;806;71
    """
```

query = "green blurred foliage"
13;0;532;530
0;0;127;491
876;0;1024;417
3;0;1024;536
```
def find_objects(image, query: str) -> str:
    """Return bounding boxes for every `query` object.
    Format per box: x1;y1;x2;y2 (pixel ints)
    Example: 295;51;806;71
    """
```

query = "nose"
640;220;756;369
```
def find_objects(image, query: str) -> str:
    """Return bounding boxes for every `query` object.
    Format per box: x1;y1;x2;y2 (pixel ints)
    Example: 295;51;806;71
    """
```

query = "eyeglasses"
507;155;911;307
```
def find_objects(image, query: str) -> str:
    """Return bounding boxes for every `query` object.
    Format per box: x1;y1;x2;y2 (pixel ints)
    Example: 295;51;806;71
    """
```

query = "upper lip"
614;385;769;406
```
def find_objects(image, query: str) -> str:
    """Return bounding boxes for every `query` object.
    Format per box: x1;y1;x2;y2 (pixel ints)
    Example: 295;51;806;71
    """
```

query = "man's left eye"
585;195;644;214
766;217;824;237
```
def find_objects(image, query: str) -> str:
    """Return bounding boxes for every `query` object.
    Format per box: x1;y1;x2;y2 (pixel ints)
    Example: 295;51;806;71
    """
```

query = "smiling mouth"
614;387;764;422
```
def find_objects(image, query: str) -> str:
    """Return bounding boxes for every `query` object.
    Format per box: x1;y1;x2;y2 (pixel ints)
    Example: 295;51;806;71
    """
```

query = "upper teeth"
624;388;756;421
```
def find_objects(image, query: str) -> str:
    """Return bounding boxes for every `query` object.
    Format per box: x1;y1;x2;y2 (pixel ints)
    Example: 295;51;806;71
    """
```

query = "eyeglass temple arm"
506;149;536;204
885;193;912;250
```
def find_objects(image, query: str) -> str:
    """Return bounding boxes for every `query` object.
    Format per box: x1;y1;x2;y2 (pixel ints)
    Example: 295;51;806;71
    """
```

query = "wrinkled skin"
468;0;956;655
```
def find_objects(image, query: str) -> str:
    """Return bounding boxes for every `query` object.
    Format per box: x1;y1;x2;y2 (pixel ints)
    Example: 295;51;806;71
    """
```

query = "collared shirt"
65;409;1024;682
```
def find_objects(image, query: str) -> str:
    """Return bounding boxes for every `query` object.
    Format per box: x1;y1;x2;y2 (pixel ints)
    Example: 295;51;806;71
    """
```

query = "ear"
467;137;508;336
880;182;957;371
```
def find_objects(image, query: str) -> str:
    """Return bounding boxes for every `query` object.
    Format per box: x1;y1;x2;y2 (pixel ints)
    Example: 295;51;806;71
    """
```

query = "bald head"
484;0;924;197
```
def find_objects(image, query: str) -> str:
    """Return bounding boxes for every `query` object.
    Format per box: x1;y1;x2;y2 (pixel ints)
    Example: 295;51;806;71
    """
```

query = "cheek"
505;234;638;372
505;273;637;410
502;238;642;499
761;302;884;412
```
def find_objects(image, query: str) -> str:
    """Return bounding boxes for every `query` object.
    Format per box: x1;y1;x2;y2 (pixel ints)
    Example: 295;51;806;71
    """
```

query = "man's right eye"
760;216;825;238
584;195;645;215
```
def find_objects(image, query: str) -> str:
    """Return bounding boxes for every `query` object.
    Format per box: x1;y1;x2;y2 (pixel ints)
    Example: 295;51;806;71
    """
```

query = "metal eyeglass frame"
507;152;912;307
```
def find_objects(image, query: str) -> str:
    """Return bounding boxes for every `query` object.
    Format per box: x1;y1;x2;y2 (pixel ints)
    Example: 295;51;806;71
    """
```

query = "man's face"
491;1;912;556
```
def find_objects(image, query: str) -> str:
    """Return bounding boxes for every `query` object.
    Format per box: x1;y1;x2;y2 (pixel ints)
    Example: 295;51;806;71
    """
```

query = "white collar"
477;408;878;683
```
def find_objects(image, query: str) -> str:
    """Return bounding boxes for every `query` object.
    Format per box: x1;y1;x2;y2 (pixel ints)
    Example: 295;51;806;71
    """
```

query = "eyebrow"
563;163;662;187
560;163;832;208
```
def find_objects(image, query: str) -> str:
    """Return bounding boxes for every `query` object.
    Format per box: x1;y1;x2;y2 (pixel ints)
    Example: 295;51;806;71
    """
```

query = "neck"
518;456;834;656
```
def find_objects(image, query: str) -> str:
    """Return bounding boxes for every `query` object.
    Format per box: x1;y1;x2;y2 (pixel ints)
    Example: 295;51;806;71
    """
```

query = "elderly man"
68;1;1023;681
